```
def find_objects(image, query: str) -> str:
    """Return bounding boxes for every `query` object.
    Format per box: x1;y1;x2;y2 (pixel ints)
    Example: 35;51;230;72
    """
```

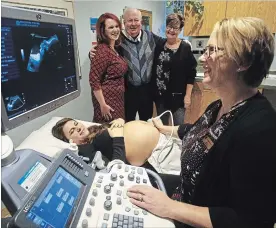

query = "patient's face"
63;120;90;145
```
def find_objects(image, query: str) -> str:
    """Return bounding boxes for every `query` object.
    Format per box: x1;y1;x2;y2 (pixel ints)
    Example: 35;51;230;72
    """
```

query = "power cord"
147;110;174;173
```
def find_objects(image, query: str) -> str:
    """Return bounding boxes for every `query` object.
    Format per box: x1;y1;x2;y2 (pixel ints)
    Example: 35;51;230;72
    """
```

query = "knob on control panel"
104;200;112;211
89;198;95;206
110;173;117;181
116;197;122;205
86;208;92;217
92;189;98;197
104;185;111;194
82;219;88;228
128;173;134;181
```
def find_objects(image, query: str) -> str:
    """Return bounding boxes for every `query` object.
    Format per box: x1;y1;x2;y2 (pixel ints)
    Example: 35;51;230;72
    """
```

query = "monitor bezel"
1;6;81;132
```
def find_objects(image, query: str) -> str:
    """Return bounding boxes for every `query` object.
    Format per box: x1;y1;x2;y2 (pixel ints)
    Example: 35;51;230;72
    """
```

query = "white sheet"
16;117;96;158
147;133;182;175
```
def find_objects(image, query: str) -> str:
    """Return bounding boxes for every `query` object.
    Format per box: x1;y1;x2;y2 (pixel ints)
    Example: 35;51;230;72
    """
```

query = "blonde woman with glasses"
128;17;276;228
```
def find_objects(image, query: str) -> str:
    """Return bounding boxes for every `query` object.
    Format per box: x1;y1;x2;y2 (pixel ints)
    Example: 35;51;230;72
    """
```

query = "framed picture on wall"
139;9;153;31
2;2;68;17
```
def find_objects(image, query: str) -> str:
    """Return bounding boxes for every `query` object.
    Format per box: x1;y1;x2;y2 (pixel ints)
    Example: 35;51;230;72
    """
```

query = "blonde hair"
212;17;274;87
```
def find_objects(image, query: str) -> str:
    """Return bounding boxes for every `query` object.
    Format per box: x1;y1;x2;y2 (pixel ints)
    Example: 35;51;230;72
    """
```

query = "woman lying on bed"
52;118;182;174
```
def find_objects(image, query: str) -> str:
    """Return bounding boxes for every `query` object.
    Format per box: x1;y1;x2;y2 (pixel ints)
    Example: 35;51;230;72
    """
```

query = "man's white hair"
123;8;142;20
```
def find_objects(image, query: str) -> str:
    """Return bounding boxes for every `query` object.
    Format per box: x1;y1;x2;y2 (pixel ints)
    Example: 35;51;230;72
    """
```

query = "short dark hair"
52;118;73;143
96;13;122;46
166;13;184;30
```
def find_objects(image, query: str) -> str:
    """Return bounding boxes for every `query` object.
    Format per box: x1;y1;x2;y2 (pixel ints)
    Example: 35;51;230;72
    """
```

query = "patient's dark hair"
52;118;110;144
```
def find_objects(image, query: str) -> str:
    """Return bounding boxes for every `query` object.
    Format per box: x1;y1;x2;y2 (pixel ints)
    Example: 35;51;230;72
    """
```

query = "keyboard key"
103;213;109;221
137;168;143;175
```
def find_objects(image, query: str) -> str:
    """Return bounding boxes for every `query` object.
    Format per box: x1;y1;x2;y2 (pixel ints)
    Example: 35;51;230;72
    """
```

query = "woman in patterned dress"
151;13;197;125
89;13;128;123
127;17;276;228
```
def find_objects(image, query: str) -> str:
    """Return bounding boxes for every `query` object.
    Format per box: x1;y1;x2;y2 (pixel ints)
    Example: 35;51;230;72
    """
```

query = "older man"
120;8;162;121
90;8;188;122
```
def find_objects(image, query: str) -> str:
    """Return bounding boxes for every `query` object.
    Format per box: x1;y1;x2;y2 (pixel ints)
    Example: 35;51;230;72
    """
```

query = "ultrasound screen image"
1;18;77;119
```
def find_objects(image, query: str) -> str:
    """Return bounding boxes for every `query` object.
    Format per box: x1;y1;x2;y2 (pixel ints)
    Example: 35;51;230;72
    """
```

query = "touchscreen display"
26;167;83;228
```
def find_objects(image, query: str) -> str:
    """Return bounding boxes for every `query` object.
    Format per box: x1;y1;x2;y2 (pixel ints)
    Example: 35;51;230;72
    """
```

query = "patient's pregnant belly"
124;121;160;166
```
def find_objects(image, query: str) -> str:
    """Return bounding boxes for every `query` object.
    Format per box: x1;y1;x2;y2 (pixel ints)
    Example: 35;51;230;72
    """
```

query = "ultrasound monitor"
1;6;81;131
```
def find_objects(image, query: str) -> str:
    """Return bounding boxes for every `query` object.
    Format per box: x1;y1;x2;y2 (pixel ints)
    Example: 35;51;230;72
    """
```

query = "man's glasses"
166;25;180;31
203;45;224;57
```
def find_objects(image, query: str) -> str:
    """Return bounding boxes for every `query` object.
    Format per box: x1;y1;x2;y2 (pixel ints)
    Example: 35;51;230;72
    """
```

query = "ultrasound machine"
1;6;175;228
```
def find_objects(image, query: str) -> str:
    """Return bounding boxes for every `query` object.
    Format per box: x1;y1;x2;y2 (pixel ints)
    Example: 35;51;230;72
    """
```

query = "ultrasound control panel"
11;150;175;228
76;163;175;228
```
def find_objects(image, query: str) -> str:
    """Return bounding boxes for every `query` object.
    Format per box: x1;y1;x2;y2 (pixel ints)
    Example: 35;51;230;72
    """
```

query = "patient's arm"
108;127;126;162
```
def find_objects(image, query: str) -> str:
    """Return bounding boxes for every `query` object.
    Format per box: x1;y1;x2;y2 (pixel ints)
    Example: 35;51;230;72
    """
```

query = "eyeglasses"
203;45;224;57
166;25;180;31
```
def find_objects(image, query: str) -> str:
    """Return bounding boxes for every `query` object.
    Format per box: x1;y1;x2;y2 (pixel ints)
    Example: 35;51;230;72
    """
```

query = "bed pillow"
16;117;96;158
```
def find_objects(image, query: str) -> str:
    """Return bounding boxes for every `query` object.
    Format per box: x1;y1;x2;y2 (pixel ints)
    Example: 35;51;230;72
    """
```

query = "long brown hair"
96;13;122;46
86;123;111;143
52;118;110;144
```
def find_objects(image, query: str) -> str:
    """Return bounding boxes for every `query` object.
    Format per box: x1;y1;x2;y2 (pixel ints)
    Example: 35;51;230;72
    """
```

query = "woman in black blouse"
127;17;276;228
151;13;197;125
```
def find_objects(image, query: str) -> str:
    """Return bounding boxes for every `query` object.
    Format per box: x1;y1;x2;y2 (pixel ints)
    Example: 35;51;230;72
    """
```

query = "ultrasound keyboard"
10;150;175;228
77;162;175;228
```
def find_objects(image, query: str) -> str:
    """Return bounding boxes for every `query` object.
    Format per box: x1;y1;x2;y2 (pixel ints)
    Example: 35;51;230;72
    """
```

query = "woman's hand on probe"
152;118;164;132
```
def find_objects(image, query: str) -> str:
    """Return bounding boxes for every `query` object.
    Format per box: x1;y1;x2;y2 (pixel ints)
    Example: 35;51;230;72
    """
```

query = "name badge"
202;135;214;150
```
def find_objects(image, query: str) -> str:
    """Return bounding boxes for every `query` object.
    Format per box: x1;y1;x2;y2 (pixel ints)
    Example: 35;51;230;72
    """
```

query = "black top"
175;95;252;206
155;45;178;97
151;40;197;111
177;93;276;228
78;130;126;163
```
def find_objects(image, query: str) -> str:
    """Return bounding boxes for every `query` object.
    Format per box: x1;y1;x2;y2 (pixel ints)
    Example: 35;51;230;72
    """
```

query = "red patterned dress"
89;43;128;123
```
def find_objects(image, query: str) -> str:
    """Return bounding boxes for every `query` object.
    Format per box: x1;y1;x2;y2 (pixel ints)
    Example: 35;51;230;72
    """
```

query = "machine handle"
145;169;167;194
